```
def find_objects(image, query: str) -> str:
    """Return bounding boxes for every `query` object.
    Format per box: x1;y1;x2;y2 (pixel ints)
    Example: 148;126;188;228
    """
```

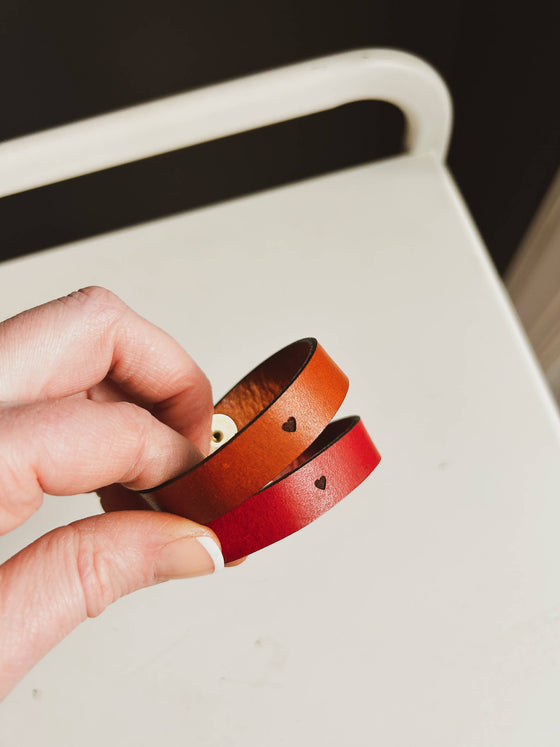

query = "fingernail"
156;535;224;580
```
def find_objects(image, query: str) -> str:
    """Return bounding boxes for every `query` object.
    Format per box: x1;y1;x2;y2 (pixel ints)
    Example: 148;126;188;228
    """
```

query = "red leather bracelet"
208;416;380;563
144;338;349;523
144;338;380;562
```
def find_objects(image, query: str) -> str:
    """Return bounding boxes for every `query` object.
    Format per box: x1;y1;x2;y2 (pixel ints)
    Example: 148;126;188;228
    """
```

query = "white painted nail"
196;535;225;573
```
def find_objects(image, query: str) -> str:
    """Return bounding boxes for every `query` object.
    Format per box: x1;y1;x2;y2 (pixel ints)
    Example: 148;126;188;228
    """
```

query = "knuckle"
113;402;154;484
71;524;118;619
63;286;127;333
115;400;153;429
72;285;121;308
0;450;43;535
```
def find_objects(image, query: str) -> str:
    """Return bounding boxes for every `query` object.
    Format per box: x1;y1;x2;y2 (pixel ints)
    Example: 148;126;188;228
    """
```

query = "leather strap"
208;417;381;563
144;338;349;523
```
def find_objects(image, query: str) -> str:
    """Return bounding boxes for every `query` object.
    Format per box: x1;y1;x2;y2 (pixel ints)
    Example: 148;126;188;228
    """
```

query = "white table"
1;51;559;746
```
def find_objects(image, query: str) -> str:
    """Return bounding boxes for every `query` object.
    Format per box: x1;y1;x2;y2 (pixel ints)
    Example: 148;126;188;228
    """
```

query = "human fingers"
98;483;153;512
0;286;213;453
0;511;224;700
99;487;248;568
0;398;202;535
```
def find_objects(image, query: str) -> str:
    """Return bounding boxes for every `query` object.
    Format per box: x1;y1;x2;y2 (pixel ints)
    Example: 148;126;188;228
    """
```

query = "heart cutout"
282;416;297;433
314;476;327;490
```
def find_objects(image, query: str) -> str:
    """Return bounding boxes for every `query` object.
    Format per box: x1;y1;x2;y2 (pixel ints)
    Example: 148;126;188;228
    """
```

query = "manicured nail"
156;535;224;580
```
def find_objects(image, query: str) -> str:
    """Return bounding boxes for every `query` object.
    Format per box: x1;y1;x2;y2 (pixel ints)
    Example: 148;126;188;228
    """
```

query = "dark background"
0;0;558;274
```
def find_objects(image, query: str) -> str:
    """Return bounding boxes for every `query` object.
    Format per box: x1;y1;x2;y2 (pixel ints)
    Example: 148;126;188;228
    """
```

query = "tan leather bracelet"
144;338;349;523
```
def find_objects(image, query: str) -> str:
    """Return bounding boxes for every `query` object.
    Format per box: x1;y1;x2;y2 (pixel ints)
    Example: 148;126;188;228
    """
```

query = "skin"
0;286;224;699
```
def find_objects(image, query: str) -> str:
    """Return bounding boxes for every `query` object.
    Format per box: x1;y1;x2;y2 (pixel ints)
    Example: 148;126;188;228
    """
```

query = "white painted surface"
1;151;559;745
0;48;451;197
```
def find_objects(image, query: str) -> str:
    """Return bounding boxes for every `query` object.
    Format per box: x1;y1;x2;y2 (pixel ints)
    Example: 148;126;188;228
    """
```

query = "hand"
0;287;224;700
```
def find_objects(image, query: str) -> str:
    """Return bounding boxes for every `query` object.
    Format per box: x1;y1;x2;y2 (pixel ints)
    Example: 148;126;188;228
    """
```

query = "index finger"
0;287;213;452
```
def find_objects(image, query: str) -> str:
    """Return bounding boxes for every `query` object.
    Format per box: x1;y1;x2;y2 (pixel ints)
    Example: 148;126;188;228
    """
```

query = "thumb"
0;511;224;700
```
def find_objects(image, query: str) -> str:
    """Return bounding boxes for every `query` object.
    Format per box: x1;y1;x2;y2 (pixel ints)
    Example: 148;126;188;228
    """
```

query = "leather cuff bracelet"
143;338;380;560
208;416;380;563
144;338;349;524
